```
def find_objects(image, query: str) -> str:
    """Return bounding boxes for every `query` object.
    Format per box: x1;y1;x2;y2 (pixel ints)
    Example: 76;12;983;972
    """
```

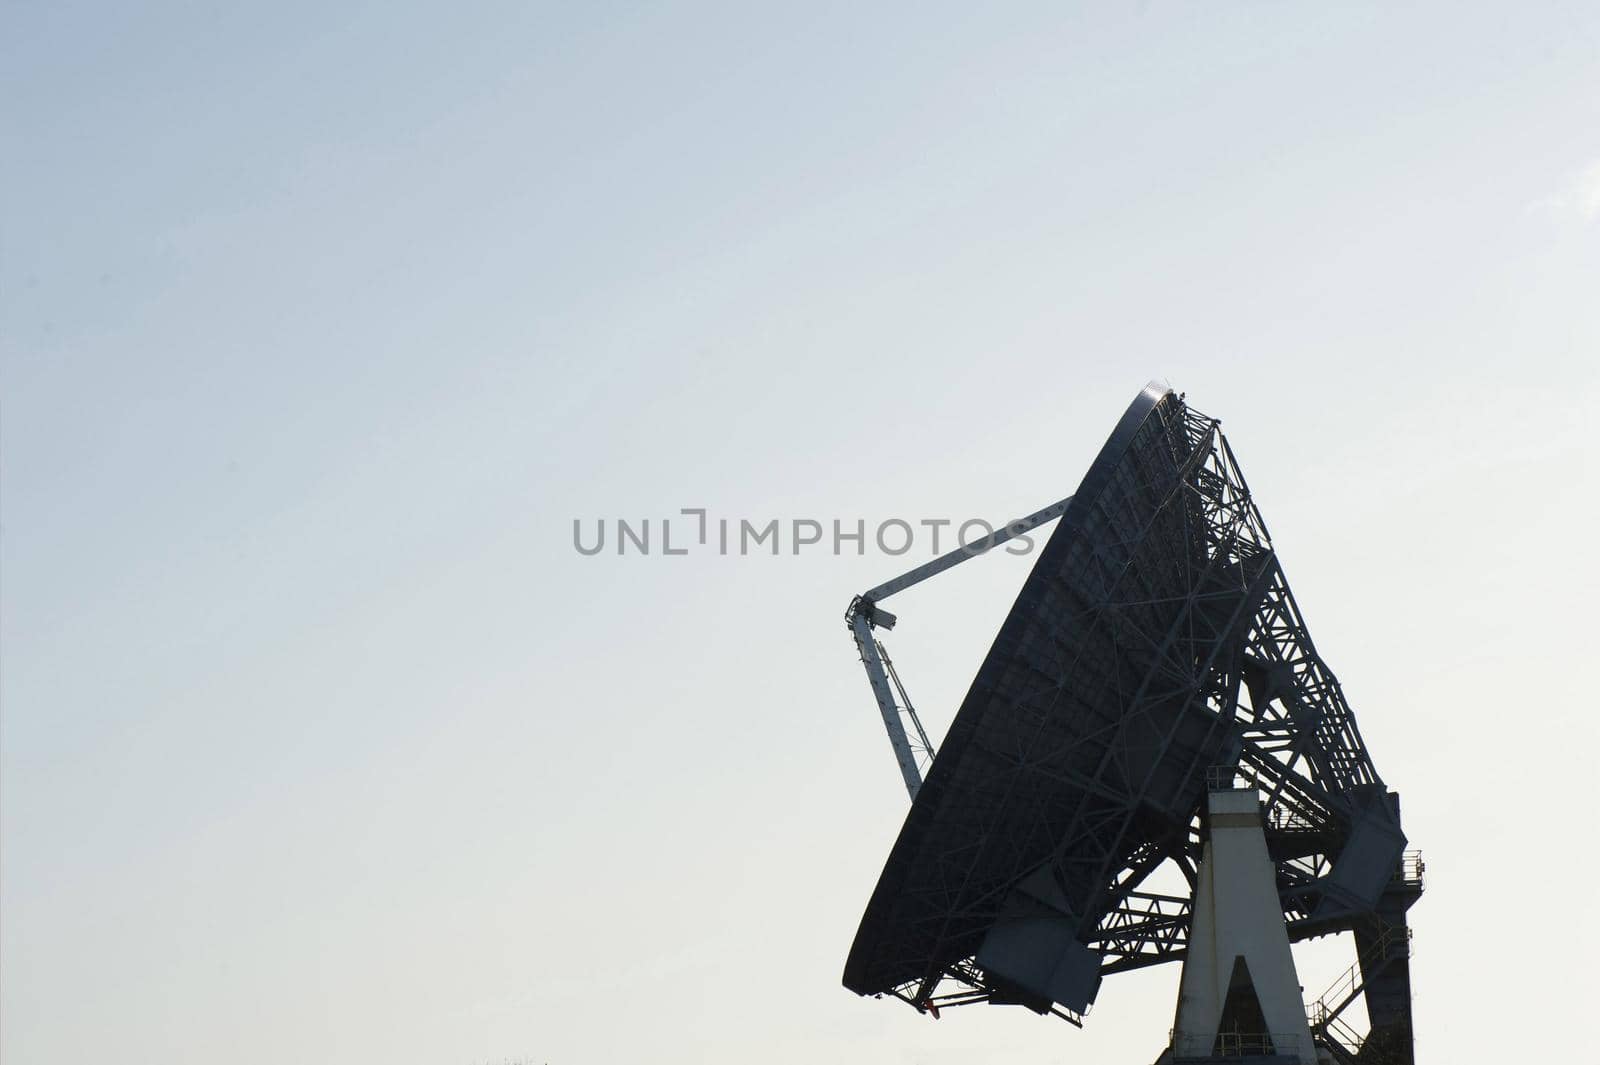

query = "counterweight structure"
840;383;1423;1064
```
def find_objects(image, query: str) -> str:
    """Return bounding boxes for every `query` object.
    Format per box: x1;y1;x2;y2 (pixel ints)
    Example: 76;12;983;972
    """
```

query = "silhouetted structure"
842;383;1422;1063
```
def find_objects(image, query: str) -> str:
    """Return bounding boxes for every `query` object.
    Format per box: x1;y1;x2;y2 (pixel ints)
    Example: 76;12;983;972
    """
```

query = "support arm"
847;495;1073;800
863;496;1073;606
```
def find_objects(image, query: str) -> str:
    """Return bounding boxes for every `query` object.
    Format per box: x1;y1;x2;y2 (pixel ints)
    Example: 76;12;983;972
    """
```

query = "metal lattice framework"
842;385;1422;1063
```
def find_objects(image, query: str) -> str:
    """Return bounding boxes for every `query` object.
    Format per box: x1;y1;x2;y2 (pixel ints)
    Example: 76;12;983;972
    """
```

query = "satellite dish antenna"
841;382;1423;1064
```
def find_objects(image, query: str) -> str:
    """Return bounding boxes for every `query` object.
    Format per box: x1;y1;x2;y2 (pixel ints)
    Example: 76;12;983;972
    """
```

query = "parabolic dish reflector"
843;382;1409;1028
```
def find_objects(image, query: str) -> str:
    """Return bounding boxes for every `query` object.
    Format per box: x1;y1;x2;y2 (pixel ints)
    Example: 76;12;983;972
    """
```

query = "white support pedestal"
1171;789;1318;1064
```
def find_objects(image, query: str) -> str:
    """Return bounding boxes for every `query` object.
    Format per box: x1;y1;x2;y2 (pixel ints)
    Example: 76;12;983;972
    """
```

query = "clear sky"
3;3;1596;1063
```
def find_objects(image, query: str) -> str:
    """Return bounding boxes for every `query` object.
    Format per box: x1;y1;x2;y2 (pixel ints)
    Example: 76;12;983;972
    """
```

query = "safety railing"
1169;1030;1302;1060
1319;1011;1366;1056
1205;765;1254;793
1393;850;1425;889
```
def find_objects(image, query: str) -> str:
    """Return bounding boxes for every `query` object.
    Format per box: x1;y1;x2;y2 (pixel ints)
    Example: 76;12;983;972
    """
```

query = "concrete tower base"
1160;787;1318;1065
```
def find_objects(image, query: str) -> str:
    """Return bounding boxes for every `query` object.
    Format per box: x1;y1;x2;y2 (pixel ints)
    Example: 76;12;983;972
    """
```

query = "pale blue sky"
3;3;1597;1063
